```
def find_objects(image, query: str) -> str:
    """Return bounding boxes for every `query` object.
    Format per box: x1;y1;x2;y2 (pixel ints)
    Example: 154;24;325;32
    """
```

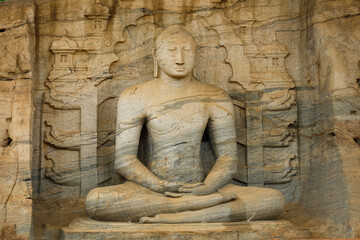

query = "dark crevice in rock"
354;137;360;146
5;137;12;146
0;79;15;81
0;28;6;32
174;141;187;146
329;132;336;137
356;78;360;88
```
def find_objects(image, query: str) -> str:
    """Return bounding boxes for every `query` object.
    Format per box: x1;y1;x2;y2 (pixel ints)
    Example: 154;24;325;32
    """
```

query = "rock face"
0;1;34;239
0;0;358;239
61;218;310;240
37;0;300;202
298;0;360;237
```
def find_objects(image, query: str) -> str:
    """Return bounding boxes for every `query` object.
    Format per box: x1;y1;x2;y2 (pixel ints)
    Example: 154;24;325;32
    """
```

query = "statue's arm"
178;90;238;196
115;88;165;193
204;92;238;191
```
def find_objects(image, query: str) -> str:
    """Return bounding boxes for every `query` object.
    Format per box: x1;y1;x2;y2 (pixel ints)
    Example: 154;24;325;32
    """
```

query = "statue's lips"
175;68;185;72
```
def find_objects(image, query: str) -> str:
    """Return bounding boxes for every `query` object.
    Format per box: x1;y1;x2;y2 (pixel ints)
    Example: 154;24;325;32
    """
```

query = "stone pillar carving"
208;5;299;201
43;0;117;197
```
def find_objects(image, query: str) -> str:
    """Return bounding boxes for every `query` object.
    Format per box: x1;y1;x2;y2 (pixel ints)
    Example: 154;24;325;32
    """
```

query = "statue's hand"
178;183;216;196
162;182;204;197
162;181;182;193
180;182;204;189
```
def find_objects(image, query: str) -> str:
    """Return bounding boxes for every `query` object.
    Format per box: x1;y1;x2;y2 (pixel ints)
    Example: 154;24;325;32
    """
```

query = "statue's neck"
159;72;191;88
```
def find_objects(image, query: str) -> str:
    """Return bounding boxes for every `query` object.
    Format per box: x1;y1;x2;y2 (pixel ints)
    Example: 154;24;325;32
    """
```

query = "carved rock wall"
0;0;35;238
32;0;359;238
29;1;303;236
34;0;300;204
0;0;358;239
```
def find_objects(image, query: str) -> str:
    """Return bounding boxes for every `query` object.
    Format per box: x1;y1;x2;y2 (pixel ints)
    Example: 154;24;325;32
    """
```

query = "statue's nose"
175;50;184;64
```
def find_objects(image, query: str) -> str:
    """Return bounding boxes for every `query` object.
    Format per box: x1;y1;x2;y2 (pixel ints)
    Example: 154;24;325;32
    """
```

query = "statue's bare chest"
146;98;208;137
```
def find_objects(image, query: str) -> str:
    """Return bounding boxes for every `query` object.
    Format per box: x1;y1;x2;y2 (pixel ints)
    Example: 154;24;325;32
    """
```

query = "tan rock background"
0;0;34;239
0;0;358;239
297;0;360;237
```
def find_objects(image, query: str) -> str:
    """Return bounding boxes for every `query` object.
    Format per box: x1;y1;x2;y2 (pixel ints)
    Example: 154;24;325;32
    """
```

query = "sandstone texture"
82;24;287;224
0;0;34;239
0;0;358;239
61;218;310;240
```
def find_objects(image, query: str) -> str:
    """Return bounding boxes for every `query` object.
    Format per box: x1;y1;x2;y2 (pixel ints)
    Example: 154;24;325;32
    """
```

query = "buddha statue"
85;25;284;223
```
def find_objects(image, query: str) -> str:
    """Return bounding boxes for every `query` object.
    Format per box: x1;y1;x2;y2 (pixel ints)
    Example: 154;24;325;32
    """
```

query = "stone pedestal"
61;218;310;240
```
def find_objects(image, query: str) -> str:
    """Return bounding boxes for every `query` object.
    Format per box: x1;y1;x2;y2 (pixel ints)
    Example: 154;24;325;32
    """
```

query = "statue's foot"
176;192;236;212
140;215;171;224
139;216;152;224
139;209;208;224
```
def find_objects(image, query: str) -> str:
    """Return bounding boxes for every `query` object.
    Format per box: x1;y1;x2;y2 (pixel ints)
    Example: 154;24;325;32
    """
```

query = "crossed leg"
85;181;237;222
140;184;284;223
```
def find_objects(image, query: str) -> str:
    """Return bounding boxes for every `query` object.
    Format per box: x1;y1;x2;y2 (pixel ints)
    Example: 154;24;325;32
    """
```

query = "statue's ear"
152;48;158;78
192;46;198;79
192;65;197;79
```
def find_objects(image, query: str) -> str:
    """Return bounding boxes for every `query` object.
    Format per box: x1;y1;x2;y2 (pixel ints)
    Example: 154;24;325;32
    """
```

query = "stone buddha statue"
85;25;284;223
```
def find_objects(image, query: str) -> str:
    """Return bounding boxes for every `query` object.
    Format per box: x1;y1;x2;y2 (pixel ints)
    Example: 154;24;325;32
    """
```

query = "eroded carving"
42;0;118;196
208;4;298;198
0;38;31;79
44;121;81;150
44;149;81;186
40;0;299;206
262;90;296;111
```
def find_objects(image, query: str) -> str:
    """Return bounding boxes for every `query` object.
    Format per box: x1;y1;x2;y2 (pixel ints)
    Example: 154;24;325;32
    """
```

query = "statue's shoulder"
194;81;230;100
119;79;156;103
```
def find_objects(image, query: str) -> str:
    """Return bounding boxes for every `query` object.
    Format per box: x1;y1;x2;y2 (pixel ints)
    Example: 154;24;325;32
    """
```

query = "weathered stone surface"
297;0;360;238
83;25;285;224
61;218;310;240
34;0;300;205
0;0;357;239
0;0;35;238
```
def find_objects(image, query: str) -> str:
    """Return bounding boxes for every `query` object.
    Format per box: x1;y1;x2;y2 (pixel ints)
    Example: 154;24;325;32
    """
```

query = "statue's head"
153;25;196;79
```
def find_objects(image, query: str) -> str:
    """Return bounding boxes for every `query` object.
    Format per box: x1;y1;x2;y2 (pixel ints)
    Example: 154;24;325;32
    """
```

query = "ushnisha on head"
153;25;196;79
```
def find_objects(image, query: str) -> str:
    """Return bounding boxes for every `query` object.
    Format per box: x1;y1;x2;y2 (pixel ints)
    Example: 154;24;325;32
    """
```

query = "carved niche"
41;0;298;202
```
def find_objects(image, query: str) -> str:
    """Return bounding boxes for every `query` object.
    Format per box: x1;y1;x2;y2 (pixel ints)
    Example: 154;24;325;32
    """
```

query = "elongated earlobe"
152;48;158;78
192;66;197;79
154;61;158;78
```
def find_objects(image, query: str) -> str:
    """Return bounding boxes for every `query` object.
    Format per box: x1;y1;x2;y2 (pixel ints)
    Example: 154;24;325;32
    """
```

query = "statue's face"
156;35;196;79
